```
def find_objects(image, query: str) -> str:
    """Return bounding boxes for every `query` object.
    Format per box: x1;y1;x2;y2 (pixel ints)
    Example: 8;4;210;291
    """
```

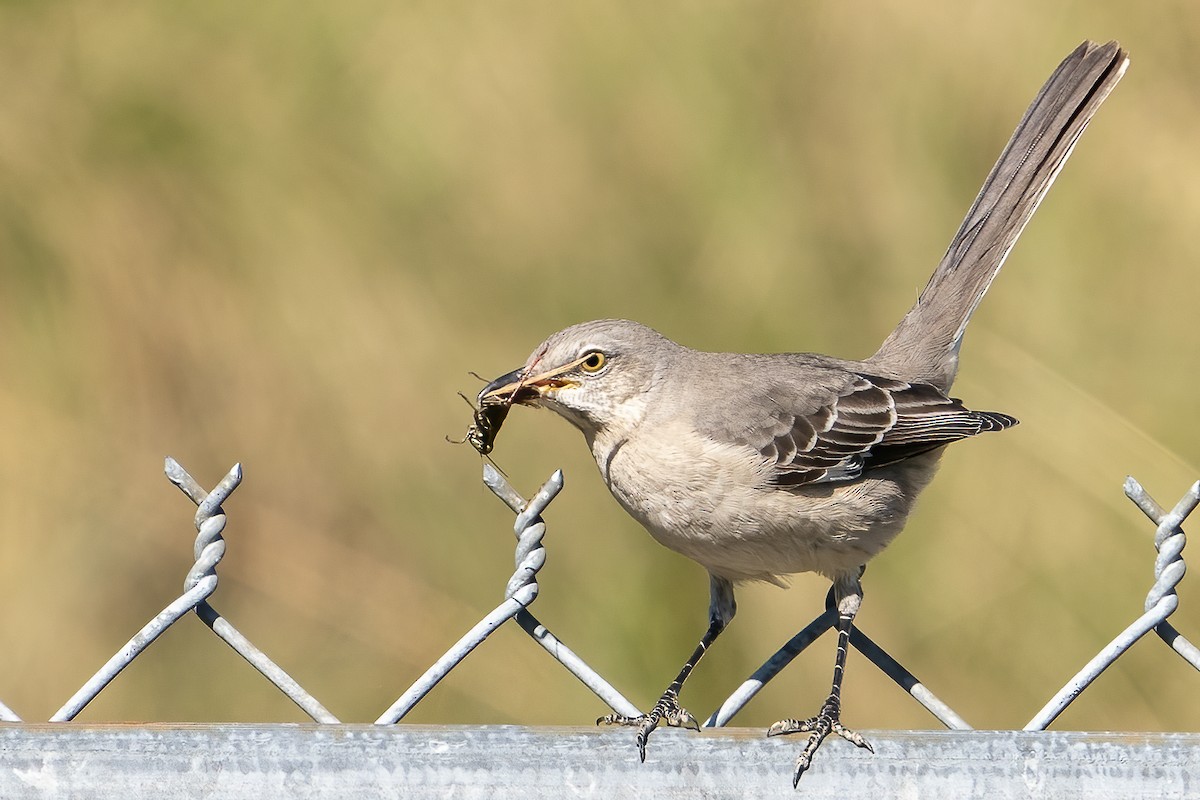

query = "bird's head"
479;319;679;441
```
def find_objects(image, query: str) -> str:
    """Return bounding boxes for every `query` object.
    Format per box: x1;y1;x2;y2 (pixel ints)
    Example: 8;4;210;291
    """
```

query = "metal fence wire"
1;456;1190;734
1;458;1197;797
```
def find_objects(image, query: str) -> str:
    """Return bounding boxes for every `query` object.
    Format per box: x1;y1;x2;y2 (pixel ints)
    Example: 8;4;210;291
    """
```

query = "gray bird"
475;41;1127;785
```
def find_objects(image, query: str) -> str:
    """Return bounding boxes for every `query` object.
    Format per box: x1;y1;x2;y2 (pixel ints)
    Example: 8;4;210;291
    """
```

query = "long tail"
870;40;1128;391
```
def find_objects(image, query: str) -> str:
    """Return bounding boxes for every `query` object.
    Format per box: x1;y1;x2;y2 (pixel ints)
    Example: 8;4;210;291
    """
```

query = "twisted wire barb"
33;457;1198;731
48;460;239;721
376;467;575;724
483;465;641;720
1025;477;1198;730
52;459;337;723
1126;477;1200;669
165;458;339;723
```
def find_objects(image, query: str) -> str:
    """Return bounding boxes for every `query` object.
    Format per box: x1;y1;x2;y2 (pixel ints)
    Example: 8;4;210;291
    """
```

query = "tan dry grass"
0;2;1196;730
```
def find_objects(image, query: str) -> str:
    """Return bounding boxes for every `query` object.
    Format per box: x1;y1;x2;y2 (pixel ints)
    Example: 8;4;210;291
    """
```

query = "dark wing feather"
763;374;1016;487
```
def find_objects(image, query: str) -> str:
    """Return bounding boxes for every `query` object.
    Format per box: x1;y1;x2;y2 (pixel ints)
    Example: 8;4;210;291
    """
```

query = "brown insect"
447;372;520;456
461;394;511;455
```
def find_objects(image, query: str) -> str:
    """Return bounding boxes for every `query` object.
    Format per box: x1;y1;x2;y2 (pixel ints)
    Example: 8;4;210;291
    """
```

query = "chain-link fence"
16;458;1193;731
0;458;1196;795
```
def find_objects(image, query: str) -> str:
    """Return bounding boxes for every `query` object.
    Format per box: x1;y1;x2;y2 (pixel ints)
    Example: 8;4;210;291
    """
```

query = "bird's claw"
597;688;699;761
767;702;873;787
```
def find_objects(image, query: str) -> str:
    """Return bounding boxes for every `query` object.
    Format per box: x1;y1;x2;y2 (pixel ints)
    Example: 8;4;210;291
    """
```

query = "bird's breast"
589;418;938;582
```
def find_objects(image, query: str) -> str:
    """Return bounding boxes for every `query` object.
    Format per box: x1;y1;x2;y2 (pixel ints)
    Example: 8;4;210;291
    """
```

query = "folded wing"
750;374;1016;487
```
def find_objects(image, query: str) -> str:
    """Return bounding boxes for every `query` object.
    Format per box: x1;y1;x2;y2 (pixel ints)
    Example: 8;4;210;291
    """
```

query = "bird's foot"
767;700;873;787
597;688;700;761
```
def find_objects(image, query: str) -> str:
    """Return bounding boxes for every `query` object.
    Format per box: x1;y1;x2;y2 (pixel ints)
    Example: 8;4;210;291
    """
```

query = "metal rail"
0;725;1195;800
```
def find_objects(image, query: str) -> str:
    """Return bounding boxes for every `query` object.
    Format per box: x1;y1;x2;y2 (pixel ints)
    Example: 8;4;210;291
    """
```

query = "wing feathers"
760;374;1016;488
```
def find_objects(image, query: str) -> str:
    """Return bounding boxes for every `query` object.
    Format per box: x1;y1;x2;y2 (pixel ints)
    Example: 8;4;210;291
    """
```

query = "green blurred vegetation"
0;1;1196;732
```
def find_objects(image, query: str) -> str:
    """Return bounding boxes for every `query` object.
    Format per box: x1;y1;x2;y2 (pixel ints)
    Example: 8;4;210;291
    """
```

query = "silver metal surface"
0;725;1195;799
49;460;338;724
377;467;564;724
1025;477;1198;730
484;465;642;719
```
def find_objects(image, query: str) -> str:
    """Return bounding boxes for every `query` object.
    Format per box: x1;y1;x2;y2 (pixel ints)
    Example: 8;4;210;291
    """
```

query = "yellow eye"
579;351;607;373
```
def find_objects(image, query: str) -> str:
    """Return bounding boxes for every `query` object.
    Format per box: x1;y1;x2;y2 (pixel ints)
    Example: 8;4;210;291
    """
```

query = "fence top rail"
2;725;1196;800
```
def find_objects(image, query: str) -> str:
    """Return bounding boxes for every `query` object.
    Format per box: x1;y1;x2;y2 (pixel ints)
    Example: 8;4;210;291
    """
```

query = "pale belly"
592;422;942;583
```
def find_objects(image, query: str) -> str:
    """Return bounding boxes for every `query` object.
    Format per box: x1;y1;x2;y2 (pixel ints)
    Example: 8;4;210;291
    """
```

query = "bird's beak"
478;360;584;406
478;368;532;405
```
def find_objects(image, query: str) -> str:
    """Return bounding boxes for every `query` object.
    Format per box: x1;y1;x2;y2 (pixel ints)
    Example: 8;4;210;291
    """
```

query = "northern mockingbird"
469;41;1127;785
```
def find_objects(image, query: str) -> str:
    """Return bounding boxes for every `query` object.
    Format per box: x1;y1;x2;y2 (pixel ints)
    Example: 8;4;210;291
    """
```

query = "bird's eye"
579;351;607;373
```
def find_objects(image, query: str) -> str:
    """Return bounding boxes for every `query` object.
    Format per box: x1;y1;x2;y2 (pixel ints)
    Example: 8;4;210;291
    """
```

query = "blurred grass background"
0;1;1197;731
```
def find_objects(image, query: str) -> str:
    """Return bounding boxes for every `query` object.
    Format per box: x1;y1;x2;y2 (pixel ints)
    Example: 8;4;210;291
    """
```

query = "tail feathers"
871;41;1128;391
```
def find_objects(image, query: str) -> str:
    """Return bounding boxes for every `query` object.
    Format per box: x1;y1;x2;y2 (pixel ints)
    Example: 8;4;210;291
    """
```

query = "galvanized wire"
164;459;339;723
22;456;1197;740
705;609;835;728
705;609;969;731
849;627;972;730
482;464;641;720
376;466;567;724
1126;476;1200;669
1025;477;1197;730
50;459;338;723
47;461;239;722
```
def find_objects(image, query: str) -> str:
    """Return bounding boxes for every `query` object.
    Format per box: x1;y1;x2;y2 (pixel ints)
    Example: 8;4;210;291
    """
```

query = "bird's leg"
768;570;873;787
598;574;735;761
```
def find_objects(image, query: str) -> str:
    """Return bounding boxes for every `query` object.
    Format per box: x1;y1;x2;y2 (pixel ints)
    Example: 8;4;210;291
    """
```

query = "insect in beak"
448;368;529;456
